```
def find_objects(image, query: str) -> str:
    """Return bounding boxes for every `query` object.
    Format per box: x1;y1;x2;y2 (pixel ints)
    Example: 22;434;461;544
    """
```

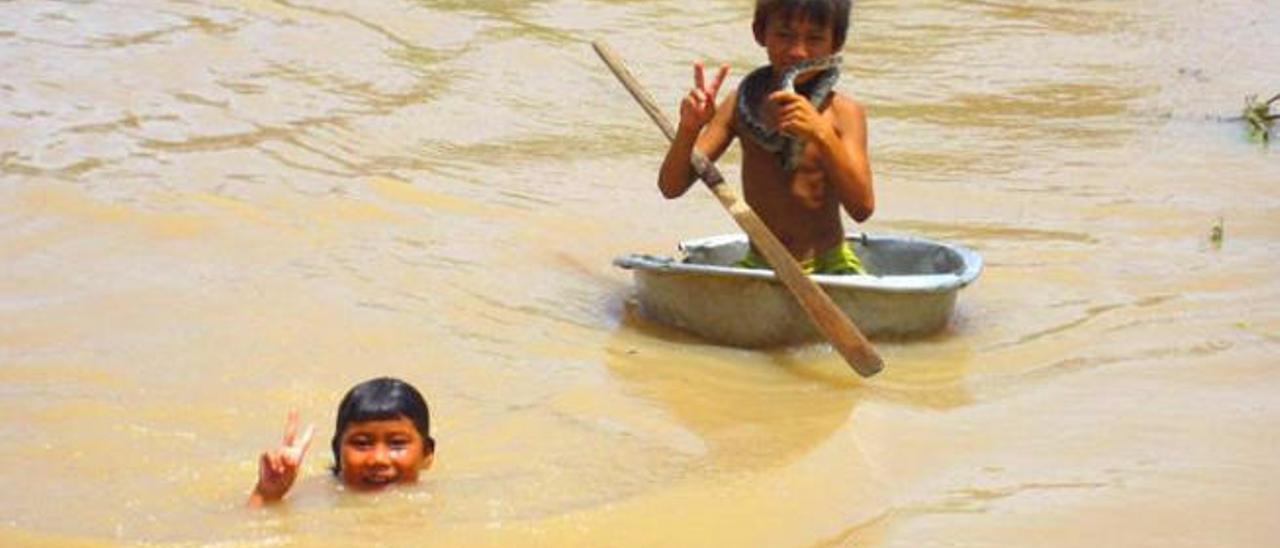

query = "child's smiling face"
762;11;836;74
338;415;432;490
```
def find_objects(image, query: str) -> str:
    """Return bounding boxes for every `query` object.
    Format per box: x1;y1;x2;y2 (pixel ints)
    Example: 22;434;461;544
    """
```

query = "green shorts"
736;240;866;275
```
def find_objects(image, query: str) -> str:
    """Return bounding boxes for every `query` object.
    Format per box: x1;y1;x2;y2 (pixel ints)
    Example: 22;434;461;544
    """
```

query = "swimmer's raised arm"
247;410;314;507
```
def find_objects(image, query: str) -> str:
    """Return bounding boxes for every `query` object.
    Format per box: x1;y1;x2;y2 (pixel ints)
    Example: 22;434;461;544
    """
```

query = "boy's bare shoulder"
827;92;868;136
828;92;866;118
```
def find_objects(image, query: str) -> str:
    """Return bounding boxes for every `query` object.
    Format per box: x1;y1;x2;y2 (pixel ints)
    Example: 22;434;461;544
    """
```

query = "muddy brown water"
2;0;1278;545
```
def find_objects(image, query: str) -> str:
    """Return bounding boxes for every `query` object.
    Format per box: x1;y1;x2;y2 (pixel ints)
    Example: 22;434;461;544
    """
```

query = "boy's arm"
658;63;735;199
658;92;737;198
248;411;314;508
771;93;874;222
821;97;874;222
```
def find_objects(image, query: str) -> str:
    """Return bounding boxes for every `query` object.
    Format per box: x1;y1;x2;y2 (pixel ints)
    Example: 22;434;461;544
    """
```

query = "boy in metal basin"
657;0;873;274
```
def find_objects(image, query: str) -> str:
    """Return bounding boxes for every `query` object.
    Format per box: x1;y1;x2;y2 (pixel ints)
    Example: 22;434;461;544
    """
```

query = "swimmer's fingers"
693;61;706;93
289;424;316;464
254;449;294;502
281;409;300;446
259;449;283;478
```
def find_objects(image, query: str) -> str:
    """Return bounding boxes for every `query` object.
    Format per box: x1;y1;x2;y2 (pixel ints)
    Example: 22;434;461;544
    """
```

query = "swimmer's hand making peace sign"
678;61;730;132
248;410;315;507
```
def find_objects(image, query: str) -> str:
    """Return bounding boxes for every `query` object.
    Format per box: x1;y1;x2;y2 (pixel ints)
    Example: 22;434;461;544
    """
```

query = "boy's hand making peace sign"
248;410;315;507
678;61;730;133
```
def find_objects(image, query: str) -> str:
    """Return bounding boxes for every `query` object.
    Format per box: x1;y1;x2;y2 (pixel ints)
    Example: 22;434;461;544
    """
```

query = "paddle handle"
592;41;883;377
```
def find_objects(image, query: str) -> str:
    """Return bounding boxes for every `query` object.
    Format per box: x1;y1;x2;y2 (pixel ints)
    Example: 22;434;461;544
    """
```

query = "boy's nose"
787;41;809;60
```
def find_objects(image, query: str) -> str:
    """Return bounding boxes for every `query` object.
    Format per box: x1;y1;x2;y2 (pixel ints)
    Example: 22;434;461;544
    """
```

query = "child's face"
762;11;836;75
338;415;432;491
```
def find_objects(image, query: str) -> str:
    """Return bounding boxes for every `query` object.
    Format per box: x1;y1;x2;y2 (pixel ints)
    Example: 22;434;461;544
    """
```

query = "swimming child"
657;0;873;275
247;377;436;507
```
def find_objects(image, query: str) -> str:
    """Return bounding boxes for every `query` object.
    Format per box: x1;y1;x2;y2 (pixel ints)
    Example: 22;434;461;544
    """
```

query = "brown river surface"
2;0;1279;545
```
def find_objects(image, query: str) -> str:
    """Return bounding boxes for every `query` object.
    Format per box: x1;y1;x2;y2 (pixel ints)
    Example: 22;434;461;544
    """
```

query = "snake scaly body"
735;55;842;171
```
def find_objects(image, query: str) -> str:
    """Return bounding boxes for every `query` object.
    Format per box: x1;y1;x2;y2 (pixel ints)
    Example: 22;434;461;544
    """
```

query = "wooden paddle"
592;41;884;377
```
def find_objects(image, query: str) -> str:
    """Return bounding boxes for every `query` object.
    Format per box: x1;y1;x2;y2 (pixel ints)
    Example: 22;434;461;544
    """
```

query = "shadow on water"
595;301;975;541
606;291;980;450
605;303;861;471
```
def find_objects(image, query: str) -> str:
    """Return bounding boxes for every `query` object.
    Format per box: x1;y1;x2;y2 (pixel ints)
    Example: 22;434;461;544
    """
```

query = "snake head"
779;55;843;93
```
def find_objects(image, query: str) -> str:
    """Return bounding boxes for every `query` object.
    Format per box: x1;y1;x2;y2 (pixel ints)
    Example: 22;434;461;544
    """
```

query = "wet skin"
249;413;433;506
338;416;433;491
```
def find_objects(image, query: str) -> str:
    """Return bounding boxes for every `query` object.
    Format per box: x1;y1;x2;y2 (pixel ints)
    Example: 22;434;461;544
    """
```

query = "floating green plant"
1210;216;1224;248
1243;93;1280;143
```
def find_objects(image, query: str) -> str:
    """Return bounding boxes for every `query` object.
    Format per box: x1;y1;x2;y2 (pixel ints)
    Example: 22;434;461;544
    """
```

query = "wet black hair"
752;0;853;49
330;377;434;474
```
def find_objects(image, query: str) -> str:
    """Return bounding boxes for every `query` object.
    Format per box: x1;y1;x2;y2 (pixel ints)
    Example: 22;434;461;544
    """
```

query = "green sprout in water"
1210;216;1224;248
1243;93;1280;143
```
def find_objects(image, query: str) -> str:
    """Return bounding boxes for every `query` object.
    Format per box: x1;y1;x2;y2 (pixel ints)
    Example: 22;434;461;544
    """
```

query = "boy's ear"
752;19;767;46
421;436;436;469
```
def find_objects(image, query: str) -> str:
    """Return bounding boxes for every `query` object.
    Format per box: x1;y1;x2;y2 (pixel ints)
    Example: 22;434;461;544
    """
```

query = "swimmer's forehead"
341;416;419;434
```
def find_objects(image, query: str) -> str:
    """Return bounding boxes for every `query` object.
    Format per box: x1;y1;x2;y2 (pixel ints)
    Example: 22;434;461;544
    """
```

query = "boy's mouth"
361;474;398;488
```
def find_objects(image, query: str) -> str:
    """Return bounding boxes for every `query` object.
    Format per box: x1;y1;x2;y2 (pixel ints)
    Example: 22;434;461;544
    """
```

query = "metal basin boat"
614;233;983;347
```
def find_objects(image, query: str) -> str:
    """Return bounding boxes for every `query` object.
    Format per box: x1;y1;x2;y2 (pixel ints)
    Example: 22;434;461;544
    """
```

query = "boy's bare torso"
704;88;863;261
737;91;853;260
